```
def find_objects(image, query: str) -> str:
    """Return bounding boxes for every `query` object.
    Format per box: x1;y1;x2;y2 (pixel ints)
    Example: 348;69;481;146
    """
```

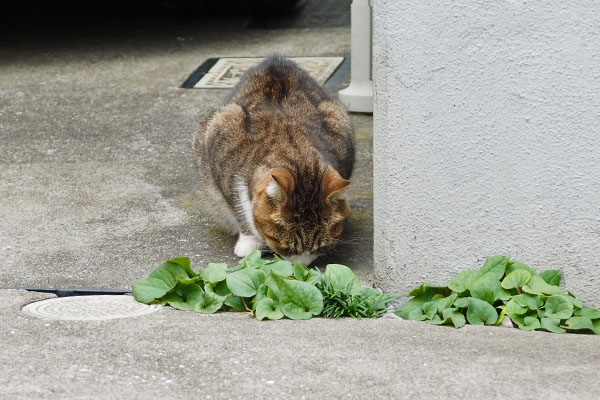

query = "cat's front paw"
234;233;262;257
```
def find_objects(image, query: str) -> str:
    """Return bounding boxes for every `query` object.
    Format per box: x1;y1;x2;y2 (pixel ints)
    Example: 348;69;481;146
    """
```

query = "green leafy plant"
132;251;395;320
396;255;600;334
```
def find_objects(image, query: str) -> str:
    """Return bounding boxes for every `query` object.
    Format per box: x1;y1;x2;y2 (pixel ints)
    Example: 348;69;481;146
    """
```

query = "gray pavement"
3;290;600;399
1;9;599;400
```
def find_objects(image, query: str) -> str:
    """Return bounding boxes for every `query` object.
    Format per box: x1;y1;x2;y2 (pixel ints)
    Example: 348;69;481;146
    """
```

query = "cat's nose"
283;252;318;266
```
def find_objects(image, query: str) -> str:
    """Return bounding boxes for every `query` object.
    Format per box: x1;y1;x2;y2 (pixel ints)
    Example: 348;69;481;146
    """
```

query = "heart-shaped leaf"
448;270;481;293
255;298;284;321
563;316;595;331
431;293;458;311
574;307;600;319
262;260;294;277
198;263;228;284
522;275;564;296
501;269;531;290
226;267;266;297
506;298;527;316
324;264;362;295
470;273;506;304
512;294;543;310
132;261;193;304
544;295;573;319
540;317;566;333
280;279;323;319
466;297;498;325
520;316;541;331
442;308;466;328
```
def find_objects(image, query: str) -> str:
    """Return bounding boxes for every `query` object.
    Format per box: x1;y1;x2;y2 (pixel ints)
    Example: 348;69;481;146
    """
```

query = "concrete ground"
1;5;599;400
3;290;600;399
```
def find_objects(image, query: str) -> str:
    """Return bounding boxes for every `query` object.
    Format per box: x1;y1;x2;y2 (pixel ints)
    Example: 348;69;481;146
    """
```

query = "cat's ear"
322;168;350;204
260;168;295;203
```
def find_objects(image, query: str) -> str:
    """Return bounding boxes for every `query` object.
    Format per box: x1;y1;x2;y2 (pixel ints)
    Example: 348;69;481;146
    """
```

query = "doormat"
182;56;345;89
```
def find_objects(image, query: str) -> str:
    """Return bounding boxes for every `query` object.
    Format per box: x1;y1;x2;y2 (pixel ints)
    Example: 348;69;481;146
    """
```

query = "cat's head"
252;167;350;265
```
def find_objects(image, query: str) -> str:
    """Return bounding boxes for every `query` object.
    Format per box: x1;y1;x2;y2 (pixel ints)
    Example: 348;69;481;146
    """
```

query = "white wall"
372;0;600;306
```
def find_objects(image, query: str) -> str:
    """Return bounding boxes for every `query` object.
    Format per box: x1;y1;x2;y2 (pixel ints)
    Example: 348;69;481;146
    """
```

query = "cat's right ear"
260;168;295;203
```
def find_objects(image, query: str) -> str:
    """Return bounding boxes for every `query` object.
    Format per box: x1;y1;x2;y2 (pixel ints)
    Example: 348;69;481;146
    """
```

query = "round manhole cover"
22;295;160;321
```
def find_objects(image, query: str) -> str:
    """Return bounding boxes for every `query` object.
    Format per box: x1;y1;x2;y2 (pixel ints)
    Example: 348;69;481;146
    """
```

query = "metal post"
338;0;373;113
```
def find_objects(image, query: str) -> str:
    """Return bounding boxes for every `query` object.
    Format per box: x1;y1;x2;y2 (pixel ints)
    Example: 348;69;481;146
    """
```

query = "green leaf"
240;250;264;268
224;296;245;311
395;285;451;319
479;255;509;281
195;291;226;313
469;273;500;304
505;261;538;276
293;263;309;281
408;283;452;299
198;263;228;284
512;294;543;310
132;262;193;304
214;280;231;296
501;269;531;290
166;282;225;313
574;307;600;319
540;317;566;333
544;295;573;319
522;275;564;296
255;298;284;321
453;297;469;308
520;316;541;331
167;257;196;277
265;272;286;299
431;293;458;311
324;264;362;295
442;307;466;328
506;298;527;316
563;316;595;332
593;319;600;335
540;269;562;286
466;297;498;325
405;307;426;321
422;302;437;320
280;279;323;319
305;269;322;285
263;260;294;277
565;293;583;309
448;270;481;293
226;268;266;297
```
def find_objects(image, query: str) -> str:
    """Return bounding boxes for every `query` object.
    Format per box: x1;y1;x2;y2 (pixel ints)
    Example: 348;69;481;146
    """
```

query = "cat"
193;56;354;265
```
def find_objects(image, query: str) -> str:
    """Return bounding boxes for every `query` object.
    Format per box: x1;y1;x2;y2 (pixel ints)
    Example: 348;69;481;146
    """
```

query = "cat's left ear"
260;168;295;203
322;168;350;204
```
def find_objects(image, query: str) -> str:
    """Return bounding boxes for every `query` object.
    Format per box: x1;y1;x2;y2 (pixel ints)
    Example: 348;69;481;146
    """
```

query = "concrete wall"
372;0;600;306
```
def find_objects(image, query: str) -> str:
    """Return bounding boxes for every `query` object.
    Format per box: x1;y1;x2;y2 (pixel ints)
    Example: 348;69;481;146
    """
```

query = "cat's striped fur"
193;56;354;264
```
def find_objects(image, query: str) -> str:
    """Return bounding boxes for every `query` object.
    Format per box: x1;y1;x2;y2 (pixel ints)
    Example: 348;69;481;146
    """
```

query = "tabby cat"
193;56;354;265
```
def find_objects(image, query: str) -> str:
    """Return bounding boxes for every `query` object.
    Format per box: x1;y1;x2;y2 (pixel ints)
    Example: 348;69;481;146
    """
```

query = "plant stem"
516;285;521;295
241;297;253;316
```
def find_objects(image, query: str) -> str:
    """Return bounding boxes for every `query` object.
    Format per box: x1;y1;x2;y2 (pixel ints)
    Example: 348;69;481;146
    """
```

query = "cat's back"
228;56;329;112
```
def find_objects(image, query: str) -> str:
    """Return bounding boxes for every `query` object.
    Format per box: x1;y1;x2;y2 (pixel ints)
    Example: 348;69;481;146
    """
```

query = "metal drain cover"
22;295;160;321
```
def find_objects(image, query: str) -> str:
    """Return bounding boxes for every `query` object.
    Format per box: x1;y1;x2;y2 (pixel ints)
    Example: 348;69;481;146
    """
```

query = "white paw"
234;233;262;257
